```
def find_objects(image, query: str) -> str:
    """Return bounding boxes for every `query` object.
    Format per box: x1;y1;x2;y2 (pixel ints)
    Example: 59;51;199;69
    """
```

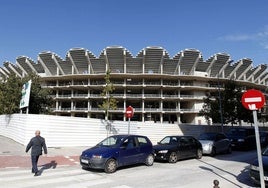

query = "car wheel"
210;147;216;157
168;152;178;163
145;154;154;166
196;149;202;159
104;158;117;173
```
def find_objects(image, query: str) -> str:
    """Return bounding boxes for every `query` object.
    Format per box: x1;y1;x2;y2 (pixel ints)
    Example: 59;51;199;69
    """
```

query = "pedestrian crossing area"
0;166;132;188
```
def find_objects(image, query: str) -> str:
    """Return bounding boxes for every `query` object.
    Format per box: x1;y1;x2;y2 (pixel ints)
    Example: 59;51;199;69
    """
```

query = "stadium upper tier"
0;46;267;86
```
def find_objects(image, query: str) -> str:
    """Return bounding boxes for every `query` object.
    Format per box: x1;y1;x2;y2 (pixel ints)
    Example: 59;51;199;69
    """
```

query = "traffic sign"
241;89;265;110
125;106;134;118
241;89;266;187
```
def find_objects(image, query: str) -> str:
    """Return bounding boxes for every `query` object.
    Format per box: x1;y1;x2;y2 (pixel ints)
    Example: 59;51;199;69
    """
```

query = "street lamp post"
217;75;224;132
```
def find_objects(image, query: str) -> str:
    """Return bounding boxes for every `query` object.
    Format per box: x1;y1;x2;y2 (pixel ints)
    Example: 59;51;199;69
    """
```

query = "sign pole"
125;106;134;135
253;110;265;188
241;89;265;188
128;118;130;135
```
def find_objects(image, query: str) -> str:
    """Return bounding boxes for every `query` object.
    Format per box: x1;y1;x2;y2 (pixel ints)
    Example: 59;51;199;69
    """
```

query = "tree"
259;105;268;125
0;73;22;114
22;73;53;114
199;93;214;124
98;70;118;121
221;81;239;125
199;80;254;125
0;73;53;115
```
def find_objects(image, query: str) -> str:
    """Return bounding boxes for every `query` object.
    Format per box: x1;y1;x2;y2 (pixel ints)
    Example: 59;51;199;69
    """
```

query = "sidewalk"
0;135;90;169
0;135;88;157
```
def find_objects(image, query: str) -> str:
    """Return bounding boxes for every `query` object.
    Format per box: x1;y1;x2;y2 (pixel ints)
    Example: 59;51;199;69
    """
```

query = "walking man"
26;130;47;176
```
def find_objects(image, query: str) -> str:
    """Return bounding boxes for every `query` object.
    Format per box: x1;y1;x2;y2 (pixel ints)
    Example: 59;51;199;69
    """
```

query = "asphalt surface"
0;135;89;169
0;135;259;187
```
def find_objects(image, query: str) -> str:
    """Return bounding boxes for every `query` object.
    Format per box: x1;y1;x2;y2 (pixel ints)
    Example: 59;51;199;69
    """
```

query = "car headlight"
92;154;102;159
158;150;168;153
238;139;245;142
250;165;259;171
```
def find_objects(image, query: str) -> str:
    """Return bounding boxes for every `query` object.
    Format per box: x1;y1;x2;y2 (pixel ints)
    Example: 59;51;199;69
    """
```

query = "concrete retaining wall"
2;114;266;147
0;114;182;147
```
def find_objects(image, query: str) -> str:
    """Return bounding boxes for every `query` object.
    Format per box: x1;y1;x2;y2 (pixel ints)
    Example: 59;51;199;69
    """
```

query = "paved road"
0;135;260;188
0;151;258;188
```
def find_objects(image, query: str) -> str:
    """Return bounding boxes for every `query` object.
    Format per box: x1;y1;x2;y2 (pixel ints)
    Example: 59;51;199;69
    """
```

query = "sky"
0;0;268;67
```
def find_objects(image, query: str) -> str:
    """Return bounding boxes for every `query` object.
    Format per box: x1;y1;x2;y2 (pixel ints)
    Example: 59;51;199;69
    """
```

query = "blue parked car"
80;134;154;173
249;146;268;186
226;127;256;150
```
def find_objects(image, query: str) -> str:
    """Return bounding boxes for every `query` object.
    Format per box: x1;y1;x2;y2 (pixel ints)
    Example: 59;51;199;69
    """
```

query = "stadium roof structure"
0;46;267;86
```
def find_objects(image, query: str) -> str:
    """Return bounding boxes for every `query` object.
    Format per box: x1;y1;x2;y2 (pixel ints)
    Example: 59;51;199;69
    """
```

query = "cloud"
219;26;268;50
261;43;268;49
219;34;255;41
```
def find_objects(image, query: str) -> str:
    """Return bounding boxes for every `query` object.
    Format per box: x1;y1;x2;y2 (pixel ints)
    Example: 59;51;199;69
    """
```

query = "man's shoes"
34;172;39;176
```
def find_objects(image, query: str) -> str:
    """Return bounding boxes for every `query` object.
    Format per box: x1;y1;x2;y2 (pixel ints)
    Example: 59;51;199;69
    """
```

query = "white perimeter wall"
0;114;182;147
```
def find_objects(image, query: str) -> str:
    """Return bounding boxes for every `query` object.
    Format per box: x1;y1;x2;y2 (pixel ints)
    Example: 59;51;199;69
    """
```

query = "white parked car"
198;132;232;156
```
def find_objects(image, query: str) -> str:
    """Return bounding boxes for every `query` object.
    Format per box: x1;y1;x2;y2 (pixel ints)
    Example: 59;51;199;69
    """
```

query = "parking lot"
0;134;259;187
0;150;258;188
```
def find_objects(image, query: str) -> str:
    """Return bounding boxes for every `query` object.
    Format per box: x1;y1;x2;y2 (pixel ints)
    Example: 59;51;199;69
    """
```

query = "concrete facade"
0;46;267;124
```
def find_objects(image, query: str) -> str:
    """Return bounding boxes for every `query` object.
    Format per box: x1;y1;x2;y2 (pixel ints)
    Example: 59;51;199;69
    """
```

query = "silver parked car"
198;132;232;156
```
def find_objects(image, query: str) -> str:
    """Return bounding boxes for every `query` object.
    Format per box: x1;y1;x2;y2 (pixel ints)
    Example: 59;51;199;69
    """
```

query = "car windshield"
97;136;125;147
159;136;178;145
226;129;246;136
199;133;216;140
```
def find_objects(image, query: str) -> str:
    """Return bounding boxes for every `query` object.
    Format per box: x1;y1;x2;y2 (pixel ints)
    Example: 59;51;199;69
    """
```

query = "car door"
186;137;199;157
119;137;140;165
214;133;228;153
178;137;190;159
136;136;151;162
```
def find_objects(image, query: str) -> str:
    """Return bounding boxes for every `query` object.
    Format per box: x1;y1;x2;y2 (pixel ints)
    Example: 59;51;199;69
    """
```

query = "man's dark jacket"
26;136;47;156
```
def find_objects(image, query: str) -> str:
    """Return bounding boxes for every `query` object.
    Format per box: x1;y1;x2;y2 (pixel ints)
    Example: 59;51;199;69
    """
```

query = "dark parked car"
260;131;268;148
198;132;232;156
80;134;154;173
226;127;256;150
249;146;268;186
153;135;202;163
